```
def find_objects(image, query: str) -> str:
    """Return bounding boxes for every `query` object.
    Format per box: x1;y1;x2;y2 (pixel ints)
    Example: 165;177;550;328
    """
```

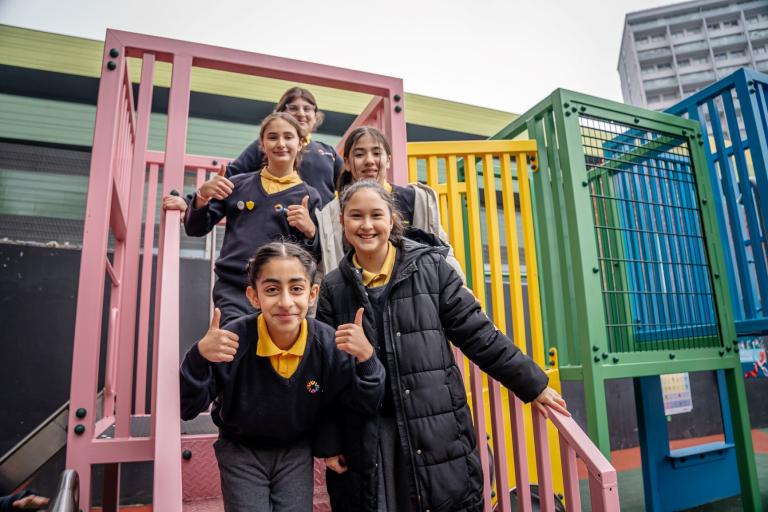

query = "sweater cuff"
355;356;380;377
184;343;212;375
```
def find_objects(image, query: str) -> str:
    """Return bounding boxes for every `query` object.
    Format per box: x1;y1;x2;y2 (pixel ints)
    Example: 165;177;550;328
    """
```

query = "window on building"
671;30;684;38
723;19;739;28
692;56;710;65
754;45;768;54
689;27;702;35
707;22;721;31
658;62;673;70
677;58;691;67
652;34;666;42
746;15;759;25
647;93;661;103
635;34;649;43
730;49;747;58
641;65;655;73
714;52;728;61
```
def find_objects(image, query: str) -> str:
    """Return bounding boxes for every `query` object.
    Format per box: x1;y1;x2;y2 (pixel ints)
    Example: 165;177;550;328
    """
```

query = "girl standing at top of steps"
315;126;465;281
225;87;343;207
165;112;323;326
180;242;384;512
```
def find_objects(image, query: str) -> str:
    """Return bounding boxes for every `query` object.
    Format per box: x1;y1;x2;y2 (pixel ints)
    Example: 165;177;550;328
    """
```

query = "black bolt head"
74;424;85;435
75;408;87;419
107;61;117;71
109;48;119;58
182;449;192;460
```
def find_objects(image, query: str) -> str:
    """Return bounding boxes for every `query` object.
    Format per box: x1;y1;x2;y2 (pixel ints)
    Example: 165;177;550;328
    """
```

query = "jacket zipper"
385;265;425;511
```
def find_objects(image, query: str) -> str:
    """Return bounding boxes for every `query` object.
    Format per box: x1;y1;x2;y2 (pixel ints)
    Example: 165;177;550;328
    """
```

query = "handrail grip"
547;408;616;484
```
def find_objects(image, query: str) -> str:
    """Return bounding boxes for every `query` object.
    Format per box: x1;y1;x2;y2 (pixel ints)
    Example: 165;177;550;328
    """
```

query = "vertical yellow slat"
408;156;418;183
464;155;486;309
500;153;527;352
518;151;545;366
482;153;506;333
446;155;466;272
426;155;439;190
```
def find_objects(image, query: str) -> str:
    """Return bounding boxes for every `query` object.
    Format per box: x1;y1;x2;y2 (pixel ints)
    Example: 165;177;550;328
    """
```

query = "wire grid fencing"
579;115;722;353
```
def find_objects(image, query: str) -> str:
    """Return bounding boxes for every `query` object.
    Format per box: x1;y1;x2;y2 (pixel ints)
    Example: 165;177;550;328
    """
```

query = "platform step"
182;498;224;512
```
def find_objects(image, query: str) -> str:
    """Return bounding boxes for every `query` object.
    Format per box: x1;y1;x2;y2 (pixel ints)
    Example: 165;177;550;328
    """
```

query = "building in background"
618;0;768;111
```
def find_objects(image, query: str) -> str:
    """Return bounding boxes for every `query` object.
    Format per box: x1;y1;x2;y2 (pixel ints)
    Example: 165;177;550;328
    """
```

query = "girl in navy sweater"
177;112;323;325
180;242;384;512
197;87;342;207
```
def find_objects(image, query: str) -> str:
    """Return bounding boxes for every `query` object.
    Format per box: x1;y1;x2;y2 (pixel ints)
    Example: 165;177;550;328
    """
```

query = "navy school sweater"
180;315;385;449
228;139;343;206
184;171;322;287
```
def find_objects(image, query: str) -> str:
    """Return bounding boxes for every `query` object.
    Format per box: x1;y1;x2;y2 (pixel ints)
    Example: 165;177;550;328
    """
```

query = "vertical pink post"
151;52;191;512
558;433;581;511
114;53;155;435
508;393;532;512
65;32;125;512
488;380;511;512
468;364;492;510
532;409;555;512
386;86;407;185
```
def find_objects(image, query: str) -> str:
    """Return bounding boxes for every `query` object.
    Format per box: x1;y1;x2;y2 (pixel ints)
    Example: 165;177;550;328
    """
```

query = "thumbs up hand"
197;308;240;363
335;308;374;363
194;166;234;207
286;195;316;239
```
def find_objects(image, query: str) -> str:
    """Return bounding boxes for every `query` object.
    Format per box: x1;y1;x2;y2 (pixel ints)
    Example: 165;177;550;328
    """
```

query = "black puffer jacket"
316;238;548;512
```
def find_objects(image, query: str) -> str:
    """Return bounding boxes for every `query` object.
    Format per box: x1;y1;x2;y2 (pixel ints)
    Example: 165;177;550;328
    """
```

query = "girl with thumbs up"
315;180;567;512
180;242;384;512
177;112;323;326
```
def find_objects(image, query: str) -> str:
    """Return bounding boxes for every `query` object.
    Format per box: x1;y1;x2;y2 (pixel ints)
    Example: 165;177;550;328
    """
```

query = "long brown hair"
336;126;393;192
258;112;307;171
339;179;404;245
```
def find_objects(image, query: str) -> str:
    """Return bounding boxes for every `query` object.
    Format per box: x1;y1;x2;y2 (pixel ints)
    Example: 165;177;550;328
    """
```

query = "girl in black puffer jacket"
315;180;567;512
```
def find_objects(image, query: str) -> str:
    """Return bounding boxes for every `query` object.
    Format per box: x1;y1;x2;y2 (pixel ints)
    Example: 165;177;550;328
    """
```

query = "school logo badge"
305;379;321;394
246;200;255;210
236;200;245;210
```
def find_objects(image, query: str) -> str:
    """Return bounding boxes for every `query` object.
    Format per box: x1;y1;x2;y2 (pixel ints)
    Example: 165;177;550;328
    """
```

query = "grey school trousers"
214;437;313;512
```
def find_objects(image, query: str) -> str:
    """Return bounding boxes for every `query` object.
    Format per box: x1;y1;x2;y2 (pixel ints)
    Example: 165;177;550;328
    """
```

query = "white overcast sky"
0;0;676;114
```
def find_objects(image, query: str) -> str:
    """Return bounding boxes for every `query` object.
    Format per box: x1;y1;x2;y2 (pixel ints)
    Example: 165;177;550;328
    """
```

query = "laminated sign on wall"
661;373;693;415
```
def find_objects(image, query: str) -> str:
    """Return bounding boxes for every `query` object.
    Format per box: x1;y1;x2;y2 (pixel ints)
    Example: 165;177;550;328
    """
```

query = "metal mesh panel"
580;115;721;353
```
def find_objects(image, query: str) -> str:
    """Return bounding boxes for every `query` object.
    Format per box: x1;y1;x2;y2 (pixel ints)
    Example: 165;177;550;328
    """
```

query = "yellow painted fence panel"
407;140;564;502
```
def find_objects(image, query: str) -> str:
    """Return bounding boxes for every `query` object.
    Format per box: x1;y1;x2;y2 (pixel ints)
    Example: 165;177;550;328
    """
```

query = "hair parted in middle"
246;241;318;288
258;112;307;172
335;126;393;193
339;179;405;245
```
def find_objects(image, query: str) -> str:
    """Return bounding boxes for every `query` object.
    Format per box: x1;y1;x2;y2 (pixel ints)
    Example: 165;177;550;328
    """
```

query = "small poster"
661;372;692;415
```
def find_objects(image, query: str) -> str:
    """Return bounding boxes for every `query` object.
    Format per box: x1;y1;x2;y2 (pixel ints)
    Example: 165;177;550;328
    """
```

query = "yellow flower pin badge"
246;200;255;211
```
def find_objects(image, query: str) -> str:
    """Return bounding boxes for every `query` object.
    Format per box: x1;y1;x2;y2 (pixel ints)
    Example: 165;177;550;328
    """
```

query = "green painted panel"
0;169;87;219
0;94;340;156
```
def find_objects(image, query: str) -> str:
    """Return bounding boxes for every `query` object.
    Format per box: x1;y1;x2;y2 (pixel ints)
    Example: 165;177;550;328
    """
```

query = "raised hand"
197;308;240;363
195;165;234;207
335;308;374;363
286;195;316;238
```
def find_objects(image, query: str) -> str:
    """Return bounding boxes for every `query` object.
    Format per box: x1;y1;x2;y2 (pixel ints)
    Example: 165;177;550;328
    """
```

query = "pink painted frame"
66;28;407;512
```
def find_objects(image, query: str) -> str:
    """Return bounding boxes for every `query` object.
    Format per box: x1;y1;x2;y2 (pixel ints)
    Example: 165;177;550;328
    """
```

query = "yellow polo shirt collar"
353;242;397;288
261;167;303;194
255;314;308;378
